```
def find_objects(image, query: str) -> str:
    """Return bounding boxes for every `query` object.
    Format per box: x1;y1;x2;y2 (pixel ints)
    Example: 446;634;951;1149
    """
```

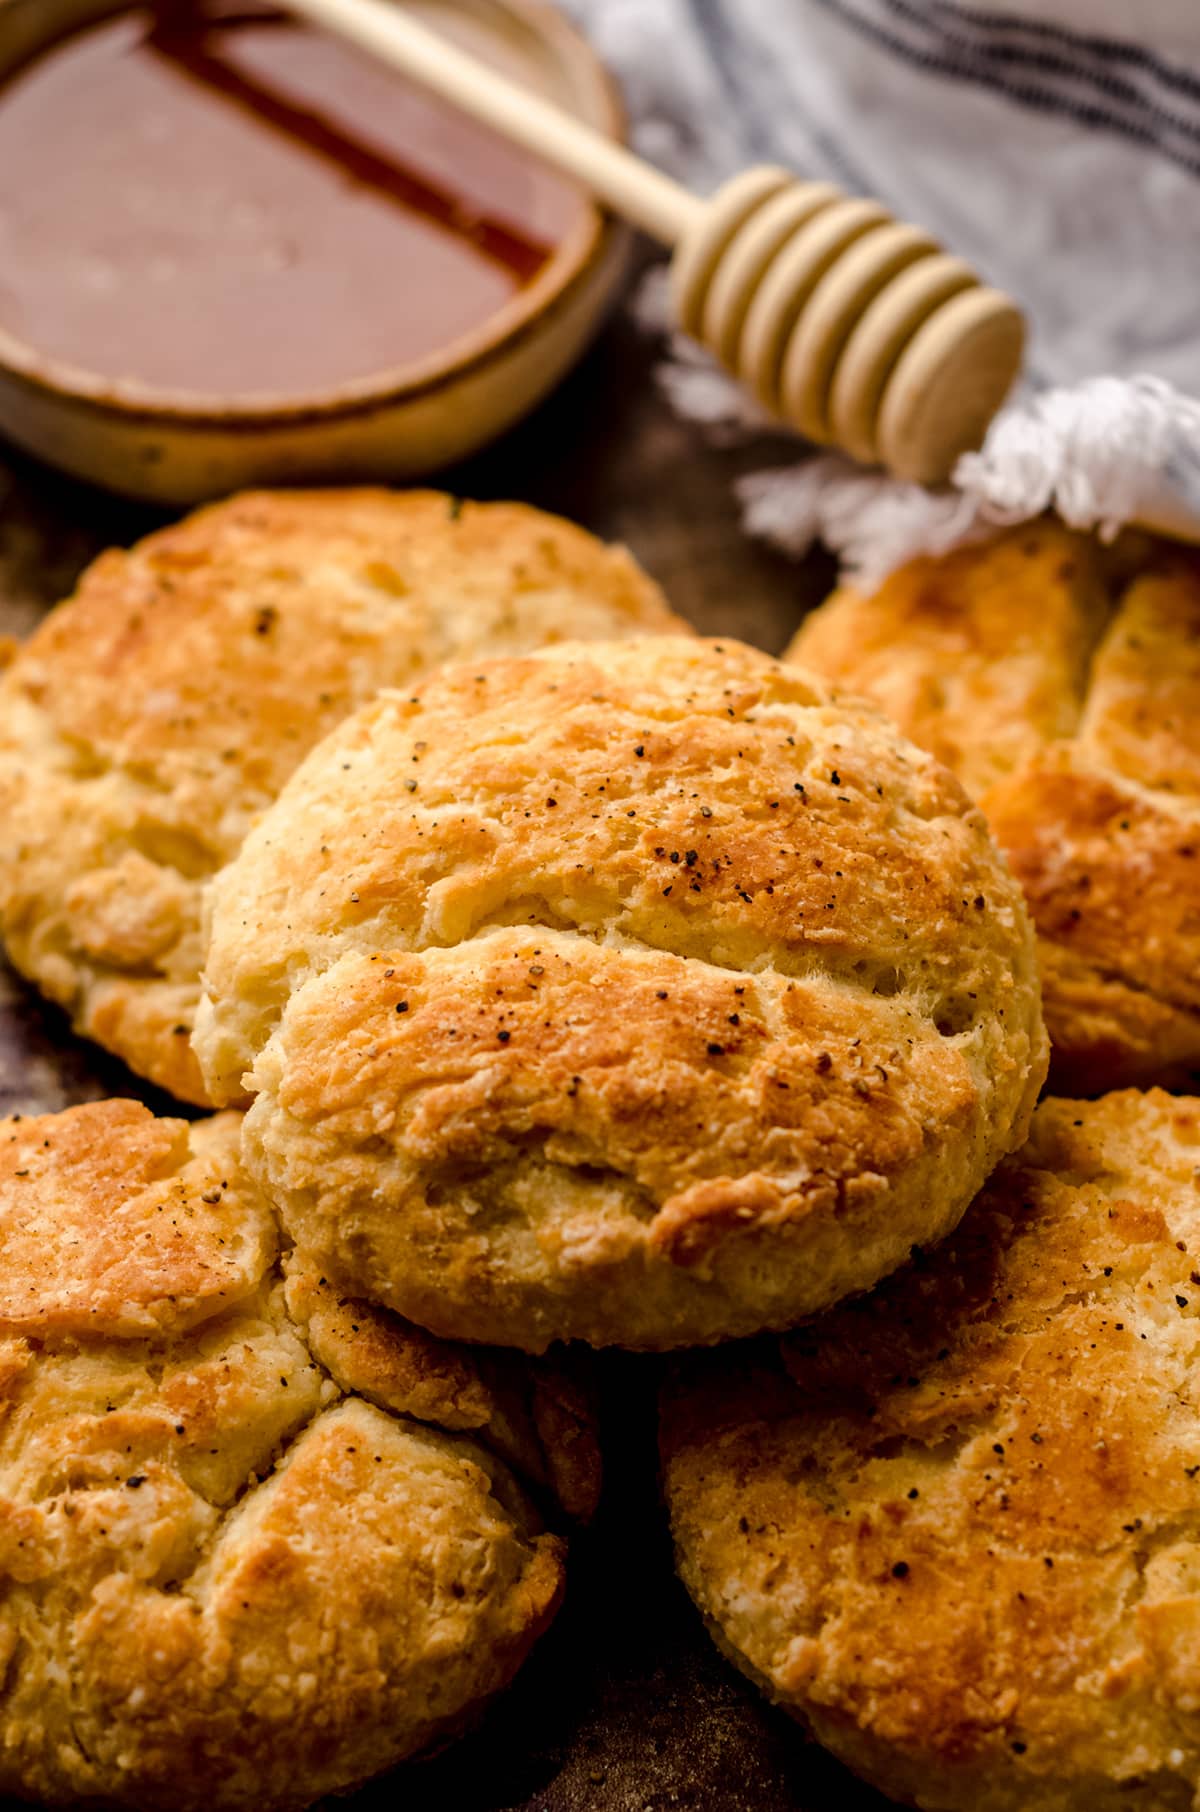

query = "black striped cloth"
565;0;1200;390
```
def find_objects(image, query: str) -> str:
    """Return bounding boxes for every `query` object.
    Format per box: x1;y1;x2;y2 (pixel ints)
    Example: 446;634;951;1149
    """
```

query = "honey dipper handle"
282;0;703;242
284;0;1024;482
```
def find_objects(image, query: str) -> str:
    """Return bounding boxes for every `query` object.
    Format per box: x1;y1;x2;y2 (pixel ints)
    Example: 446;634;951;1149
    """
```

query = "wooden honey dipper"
285;0;1025;484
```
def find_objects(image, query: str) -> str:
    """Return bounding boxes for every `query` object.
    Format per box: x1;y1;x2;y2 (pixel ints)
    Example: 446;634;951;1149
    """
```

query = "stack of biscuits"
0;487;1195;1810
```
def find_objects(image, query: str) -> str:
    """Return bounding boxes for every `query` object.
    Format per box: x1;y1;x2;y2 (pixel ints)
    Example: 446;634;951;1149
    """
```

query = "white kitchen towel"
562;0;1200;576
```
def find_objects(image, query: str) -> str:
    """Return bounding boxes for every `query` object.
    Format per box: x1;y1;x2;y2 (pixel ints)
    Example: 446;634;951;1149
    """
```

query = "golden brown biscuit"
196;636;1046;1351
663;1088;1200;1811
788;521;1200;1091
0;488;681;1105
0;1098;596;1811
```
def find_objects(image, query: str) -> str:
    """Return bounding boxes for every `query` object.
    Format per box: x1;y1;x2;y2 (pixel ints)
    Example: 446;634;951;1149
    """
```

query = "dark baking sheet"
0;298;891;1811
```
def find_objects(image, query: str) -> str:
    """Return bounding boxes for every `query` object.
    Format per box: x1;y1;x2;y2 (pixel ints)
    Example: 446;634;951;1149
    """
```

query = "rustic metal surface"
0;296;890;1811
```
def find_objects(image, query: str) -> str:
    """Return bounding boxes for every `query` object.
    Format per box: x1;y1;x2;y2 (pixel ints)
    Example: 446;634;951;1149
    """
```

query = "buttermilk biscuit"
0;1099;597;1811
788;521;1200;1091
663;1089;1200;1812
0;488;680;1105
196;636;1046;1351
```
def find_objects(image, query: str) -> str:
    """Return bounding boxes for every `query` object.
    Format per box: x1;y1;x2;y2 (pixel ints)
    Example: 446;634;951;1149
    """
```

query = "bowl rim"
0;0;626;426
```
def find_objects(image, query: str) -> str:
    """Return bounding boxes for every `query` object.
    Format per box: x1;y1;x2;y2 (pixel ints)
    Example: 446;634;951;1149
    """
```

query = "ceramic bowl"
0;0;629;503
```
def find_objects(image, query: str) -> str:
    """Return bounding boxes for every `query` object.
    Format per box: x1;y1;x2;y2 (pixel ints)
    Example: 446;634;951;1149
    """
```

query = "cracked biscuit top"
0;1099;595;1811
0;488;680;1105
196;635;1047;1351
789;521;1200;1092
662;1089;1200;1812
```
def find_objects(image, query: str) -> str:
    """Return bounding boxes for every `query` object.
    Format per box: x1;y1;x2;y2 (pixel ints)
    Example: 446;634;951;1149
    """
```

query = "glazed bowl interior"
0;0;629;496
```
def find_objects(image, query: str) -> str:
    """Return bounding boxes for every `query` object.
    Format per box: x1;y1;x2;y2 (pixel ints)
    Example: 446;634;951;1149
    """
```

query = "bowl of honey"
0;0;628;502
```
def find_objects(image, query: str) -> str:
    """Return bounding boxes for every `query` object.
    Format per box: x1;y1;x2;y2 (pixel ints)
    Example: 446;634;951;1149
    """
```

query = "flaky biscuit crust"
197;636;1046;1350
789;522;1200;1091
0;489;680;1104
663;1090;1200;1812
0;1100;589;1811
